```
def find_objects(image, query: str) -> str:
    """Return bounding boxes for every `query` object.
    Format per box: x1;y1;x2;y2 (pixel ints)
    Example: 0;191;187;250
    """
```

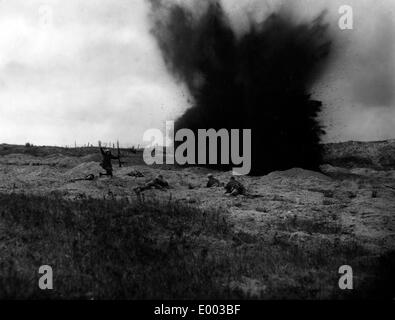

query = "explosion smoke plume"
149;0;332;175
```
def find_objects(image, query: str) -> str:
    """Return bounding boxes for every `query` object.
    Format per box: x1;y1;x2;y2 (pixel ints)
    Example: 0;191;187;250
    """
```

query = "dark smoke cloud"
149;0;332;175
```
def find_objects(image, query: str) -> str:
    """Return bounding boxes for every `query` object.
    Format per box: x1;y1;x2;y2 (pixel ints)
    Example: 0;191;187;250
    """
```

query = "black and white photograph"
0;0;394;308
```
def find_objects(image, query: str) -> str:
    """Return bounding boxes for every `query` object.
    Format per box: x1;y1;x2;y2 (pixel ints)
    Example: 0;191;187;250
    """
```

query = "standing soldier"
99;141;119;178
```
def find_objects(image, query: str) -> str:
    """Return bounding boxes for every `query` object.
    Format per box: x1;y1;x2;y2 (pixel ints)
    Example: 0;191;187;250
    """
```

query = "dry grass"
0;193;393;299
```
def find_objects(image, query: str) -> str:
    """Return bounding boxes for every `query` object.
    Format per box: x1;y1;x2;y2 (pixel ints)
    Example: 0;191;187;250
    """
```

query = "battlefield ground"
0;141;394;299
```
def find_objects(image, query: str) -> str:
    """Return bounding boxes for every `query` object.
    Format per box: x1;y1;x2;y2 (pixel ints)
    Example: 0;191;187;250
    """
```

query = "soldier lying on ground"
99;146;119;178
127;169;145;177
134;175;170;194
225;176;246;196
206;173;221;188
70;174;95;183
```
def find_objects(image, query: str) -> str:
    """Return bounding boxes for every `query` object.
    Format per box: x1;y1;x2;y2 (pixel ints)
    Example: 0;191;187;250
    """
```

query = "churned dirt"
1;144;394;256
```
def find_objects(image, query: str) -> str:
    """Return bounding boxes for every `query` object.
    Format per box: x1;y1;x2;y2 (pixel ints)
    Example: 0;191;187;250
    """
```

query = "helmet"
207;173;213;178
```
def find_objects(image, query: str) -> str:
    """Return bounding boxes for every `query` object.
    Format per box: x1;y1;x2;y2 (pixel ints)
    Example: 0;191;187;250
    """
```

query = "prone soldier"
224;176;246;196
134;174;170;194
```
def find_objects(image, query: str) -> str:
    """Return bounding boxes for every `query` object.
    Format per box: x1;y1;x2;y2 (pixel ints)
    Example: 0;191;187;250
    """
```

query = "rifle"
117;141;122;168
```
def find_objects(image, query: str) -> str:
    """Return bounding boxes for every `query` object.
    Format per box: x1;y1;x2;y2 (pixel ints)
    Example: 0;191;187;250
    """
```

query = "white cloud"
0;0;188;146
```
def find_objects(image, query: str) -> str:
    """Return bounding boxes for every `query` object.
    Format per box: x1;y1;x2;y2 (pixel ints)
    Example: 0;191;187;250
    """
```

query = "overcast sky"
0;0;394;146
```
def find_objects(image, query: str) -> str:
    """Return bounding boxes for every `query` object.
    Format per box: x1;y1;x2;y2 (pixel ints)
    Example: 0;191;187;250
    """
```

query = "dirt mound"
81;154;101;162
64;162;101;178
0;153;37;164
265;168;331;181
0;153;82;168
323;140;395;169
21;166;54;179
